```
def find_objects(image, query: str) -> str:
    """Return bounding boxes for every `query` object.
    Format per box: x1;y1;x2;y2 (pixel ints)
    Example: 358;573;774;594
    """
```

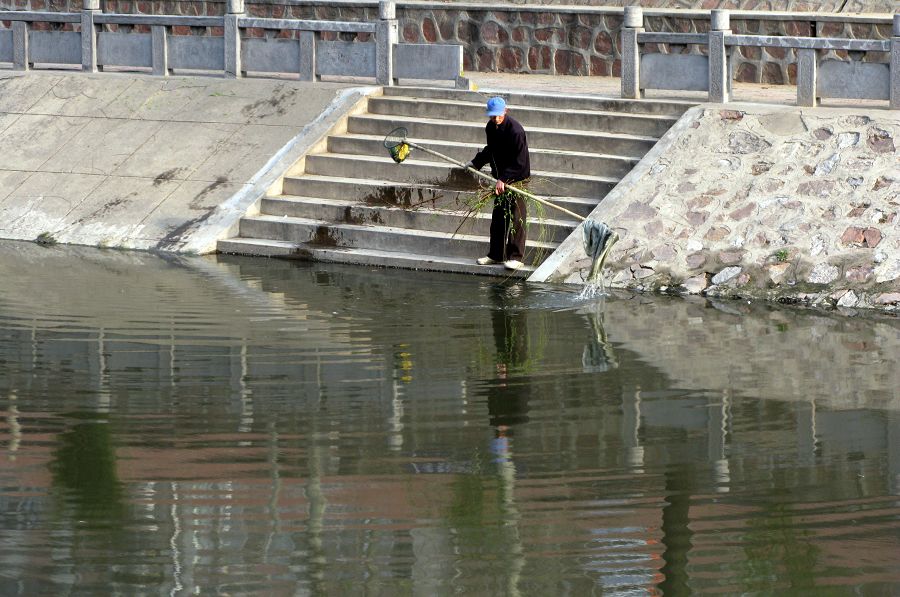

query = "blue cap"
485;96;507;117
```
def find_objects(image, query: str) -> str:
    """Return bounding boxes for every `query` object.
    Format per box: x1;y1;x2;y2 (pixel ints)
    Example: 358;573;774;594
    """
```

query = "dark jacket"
471;116;531;183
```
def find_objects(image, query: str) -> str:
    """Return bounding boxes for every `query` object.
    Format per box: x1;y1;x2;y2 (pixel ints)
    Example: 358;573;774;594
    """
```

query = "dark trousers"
488;192;527;262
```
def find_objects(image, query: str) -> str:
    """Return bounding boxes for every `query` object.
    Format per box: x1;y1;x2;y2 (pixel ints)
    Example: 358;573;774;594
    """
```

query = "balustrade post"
797;48;817;107
376;0;398;86
891;14;899;109
708;9;730;103
81;0;100;72
224;0;244;78
152;25;168;76
299;31;318;81
621;6;643;100
12;21;28;71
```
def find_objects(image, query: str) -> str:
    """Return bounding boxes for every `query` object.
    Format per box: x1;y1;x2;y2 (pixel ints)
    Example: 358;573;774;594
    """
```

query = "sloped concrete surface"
0;71;374;253
533;104;900;311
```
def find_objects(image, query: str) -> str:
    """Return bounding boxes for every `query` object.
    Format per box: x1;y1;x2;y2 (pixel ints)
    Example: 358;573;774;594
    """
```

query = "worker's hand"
495;180;506;195
464;161;474;169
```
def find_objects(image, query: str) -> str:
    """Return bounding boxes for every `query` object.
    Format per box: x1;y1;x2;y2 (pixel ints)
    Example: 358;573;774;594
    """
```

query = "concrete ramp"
0;71;373;253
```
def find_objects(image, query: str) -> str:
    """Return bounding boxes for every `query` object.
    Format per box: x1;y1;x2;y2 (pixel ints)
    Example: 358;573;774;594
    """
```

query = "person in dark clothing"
466;97;531;271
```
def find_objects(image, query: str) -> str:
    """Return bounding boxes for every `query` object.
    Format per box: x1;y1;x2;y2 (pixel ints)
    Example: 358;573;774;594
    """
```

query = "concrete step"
260;195;579;243
383;85;694;117
327;133;639;178
347;113;658;155
217;238;534;278
281;174;601;217
218;82;687;279
302;153;617;199
367;96;678;138
238;215;557;265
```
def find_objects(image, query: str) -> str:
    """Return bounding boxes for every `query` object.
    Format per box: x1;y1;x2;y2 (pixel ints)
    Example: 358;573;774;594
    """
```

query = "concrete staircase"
218;86;693;277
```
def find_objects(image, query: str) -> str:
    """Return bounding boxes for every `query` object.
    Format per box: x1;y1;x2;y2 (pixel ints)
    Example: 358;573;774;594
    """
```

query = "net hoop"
383;126;408;149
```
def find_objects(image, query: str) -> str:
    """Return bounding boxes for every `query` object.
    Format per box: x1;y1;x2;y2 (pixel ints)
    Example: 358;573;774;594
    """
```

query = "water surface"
1;241;899;595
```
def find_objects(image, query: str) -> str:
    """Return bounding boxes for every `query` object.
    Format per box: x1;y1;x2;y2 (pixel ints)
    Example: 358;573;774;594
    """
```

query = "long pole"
406;141;586;222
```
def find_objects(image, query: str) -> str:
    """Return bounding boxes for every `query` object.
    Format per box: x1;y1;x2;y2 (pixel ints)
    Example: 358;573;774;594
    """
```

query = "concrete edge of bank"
528;104;706;284
176;85;381;255
531;102;900;313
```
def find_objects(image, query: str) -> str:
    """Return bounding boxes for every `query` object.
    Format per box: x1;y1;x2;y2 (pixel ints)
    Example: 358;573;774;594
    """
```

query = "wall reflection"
0;242;899;594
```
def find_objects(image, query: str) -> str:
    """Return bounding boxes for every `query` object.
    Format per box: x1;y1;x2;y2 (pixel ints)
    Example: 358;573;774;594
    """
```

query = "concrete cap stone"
624;6;643;28
711;10;731;31
379;1;396;20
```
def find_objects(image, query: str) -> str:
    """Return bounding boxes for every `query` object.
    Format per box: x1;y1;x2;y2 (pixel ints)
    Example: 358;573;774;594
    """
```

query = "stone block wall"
540;106;900;311
1;1;894;85
393;8;892;85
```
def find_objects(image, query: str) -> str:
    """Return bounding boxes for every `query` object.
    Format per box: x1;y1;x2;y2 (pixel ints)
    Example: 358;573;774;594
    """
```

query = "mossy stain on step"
363;186;414;208
312;226;340;247
342;206;365;225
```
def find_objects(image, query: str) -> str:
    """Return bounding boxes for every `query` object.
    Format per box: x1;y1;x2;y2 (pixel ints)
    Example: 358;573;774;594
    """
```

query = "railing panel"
728;34;890;52
237;17;375;33
317;41;375;78
819;60;891;100
98;32;152;68
29;31;80;65
640;54;709;91
0;11;80;23
393;44;460;81
168;36;225;71
242;38;300;74
636;32;708;45
96;14;221;27
0;29;12;63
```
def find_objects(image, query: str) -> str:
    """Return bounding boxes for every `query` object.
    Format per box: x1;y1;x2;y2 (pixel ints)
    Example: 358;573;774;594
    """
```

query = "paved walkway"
467;72;890;109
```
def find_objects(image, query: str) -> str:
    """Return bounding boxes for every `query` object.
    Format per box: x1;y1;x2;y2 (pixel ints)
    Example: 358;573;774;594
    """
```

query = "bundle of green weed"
454;178;552;266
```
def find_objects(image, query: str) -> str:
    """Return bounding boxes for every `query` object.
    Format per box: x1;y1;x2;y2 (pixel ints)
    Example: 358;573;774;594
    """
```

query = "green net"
384;127;412;164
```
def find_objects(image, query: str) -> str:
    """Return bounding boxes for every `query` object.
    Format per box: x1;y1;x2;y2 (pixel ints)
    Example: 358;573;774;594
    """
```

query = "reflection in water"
487;284;532;430
483;284;530;595
659;464;695;596
50;413;124;524
1;242;899;594
581;300;618;374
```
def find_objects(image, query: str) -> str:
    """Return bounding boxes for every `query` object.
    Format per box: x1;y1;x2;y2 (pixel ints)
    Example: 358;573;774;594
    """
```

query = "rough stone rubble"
563;105;899;311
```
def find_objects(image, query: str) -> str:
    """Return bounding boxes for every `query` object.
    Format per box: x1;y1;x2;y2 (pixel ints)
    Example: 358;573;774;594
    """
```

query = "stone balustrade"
1;2;896;103
622;7;899;108
2;2;895;86
0;0;468;87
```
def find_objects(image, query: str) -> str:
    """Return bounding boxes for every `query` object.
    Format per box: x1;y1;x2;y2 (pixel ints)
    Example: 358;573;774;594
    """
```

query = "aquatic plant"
35;232;57;246
454;178;552;267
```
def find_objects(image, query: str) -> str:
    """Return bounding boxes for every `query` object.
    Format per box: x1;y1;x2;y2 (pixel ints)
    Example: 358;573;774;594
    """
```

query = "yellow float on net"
390;142;411;164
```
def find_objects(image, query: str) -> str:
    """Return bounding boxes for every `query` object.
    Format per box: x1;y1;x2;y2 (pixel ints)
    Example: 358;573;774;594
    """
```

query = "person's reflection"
658;463;696;595
485;284;528;595
487;284;531;440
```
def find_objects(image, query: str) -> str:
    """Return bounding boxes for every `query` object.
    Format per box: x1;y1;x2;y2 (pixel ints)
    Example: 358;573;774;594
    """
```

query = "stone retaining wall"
536;105;900;312
2;2;893;85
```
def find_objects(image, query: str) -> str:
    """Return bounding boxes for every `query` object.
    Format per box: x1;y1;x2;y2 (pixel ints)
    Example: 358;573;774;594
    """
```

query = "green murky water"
1;241;899;595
